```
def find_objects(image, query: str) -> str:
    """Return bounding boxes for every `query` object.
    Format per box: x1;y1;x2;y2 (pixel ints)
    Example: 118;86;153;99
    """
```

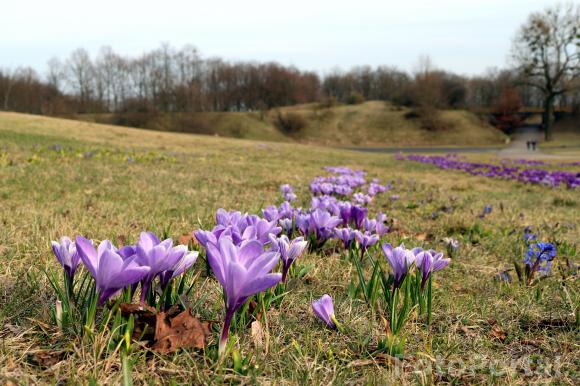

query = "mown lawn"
0;114;578;384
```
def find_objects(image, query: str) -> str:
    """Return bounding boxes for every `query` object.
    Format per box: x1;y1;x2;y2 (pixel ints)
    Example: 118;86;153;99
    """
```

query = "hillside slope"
63;101;507;147
276;101;507;147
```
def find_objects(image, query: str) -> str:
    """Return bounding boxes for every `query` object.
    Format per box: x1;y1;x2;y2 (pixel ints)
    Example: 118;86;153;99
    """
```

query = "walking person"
526;140;531;151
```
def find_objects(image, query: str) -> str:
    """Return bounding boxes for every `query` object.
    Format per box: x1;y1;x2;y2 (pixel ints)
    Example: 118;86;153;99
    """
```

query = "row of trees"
2;49;570;114
1;44;320;115
0;4;578;139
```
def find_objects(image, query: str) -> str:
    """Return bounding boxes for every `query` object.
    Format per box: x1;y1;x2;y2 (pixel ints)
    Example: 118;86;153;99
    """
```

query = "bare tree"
66;48;95;112
511;3;580;140
0;67;19;110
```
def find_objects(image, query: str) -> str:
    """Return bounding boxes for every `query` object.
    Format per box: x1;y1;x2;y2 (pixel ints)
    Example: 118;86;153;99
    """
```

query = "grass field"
66;101;508;148
0;113;578;384
542;117;580;150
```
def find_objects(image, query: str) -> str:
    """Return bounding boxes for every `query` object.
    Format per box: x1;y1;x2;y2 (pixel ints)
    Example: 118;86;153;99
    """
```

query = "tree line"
0;3;578;140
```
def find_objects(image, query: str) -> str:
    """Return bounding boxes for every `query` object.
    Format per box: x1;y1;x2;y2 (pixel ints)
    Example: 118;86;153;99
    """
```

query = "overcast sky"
0;0;566;76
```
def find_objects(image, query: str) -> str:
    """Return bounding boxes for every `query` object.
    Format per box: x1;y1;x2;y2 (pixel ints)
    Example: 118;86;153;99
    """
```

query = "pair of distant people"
526;140;537;151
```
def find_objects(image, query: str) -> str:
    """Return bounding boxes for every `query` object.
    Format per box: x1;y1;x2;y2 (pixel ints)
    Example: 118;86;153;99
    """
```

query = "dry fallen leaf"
179;234;195;246
119;303;156;317
415;233;427;241
120;303;212;353
28;350;65;368
488;320;506;342
152;308;212;354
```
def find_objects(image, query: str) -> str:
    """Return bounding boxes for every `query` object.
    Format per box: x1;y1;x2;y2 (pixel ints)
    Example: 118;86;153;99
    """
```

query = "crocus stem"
219;310;234;356
330;314;344;333
140;281;150;303
281;267;288;284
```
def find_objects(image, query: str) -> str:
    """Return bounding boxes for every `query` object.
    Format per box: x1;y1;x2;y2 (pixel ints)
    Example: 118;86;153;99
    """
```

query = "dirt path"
497;125;549;159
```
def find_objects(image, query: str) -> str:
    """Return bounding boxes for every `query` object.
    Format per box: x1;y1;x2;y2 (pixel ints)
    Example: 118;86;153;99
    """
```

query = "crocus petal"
96;246;125;291
238;240;264;263
240;273;281;298
246;251;280;278
139;231;160;250
75;236;97;278
206;242;227;288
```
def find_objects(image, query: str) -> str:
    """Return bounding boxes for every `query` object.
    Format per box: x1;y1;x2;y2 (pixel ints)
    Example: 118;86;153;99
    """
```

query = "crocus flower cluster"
194;208;308;354
189;166;393;354
195;209;283;248
51;232;198;306
399;154;580;188
252;167;392;251
501;158;580;168
382;243;450;290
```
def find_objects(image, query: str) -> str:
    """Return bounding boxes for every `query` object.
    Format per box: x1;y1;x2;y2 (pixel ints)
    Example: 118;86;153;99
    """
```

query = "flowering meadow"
0;114;579;384
398;153;580;188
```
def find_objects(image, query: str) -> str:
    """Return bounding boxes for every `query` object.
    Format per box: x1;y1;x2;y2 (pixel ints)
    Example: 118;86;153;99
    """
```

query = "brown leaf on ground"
416;232;428;241
251;320;264;348
28;350;66;368
119;303;156;317
179;233;195;246
488;320;507;342
152;308;212;353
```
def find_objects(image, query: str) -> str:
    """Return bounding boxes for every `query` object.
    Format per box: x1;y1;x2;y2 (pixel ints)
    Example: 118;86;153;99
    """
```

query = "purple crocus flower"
278;201;294;219
159;250;199;289
278;218;294;235
351;205;367;229
415;250;450;290
353;193;373;205
262;205;280;222
334;227;355;249
75;236;150;305
134;232;192;301
51;236;81;285
241;218;282;244
312;294;341;330
382;243;416;289
206;237;281;355
117;245;137;259
269;234;308;282
354;230;380;255
308;209;342;245
339;202;353;226
280;184;297;202
193;229;218;248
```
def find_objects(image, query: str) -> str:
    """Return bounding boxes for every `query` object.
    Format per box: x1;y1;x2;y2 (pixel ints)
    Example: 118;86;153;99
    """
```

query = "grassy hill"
542;116;580;149
0;113;578;383
64;101;508;148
